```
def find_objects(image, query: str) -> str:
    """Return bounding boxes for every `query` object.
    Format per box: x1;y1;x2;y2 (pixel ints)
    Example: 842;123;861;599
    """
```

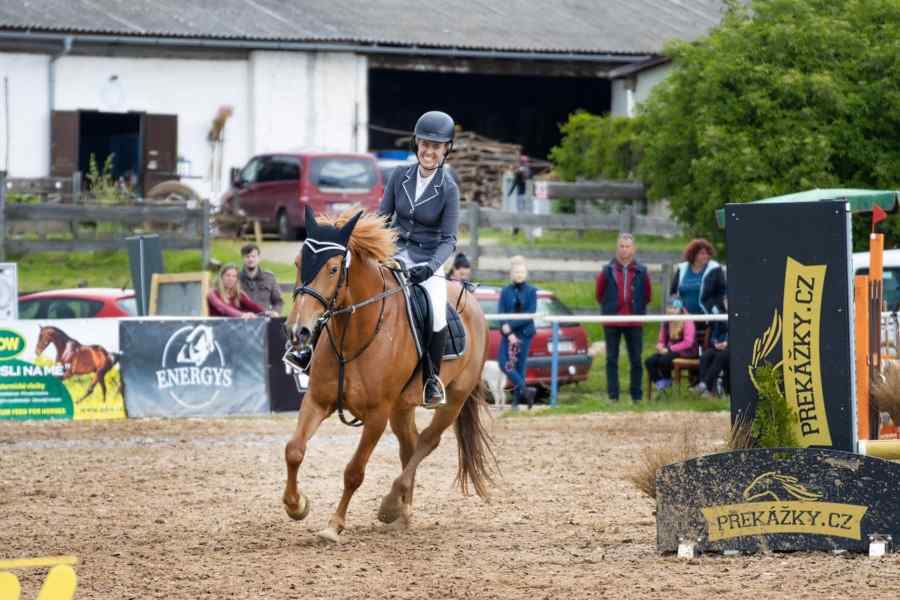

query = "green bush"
750;363;799;448
549;111;642;183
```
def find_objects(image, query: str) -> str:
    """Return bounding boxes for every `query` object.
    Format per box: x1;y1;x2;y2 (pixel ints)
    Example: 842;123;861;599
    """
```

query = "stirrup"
422;376;447;409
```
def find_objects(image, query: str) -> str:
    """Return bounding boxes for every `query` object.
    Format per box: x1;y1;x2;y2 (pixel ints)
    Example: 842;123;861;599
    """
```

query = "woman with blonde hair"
207;263;268;318
498;255;538;408
644;299;698;390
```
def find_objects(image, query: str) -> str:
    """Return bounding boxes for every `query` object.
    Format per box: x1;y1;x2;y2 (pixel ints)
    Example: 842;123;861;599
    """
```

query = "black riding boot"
423;327;448;408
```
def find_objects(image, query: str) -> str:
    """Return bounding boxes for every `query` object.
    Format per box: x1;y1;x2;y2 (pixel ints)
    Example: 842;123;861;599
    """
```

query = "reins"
292;259;475;428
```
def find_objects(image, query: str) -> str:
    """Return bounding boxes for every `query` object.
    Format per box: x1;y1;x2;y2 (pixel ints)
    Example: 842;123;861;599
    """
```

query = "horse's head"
35;325;53;357
743;471;823;502
285;206;363;370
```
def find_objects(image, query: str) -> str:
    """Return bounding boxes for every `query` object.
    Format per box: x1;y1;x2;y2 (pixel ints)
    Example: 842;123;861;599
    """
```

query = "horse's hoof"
284;493;310;521
316;527;341;544
383;514;410;531
377;495;402;524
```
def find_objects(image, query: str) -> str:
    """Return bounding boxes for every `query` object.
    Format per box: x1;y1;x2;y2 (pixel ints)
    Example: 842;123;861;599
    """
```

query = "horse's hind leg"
378;405;418;527
318;407;390;543
283;399;330;521
78;371;103;403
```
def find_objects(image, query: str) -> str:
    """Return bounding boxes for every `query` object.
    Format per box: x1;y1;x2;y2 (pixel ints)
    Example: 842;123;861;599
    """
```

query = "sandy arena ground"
1;409;899;599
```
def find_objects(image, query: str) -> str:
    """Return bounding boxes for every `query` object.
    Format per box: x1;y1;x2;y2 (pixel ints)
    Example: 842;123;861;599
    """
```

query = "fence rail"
0;171;210;264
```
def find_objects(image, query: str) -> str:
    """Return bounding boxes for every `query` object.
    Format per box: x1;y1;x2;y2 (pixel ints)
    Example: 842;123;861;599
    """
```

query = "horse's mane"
317;209;397;263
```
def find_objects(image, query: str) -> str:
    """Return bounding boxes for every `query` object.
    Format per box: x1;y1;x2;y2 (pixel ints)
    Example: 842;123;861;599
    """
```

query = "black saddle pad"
408;283;467;360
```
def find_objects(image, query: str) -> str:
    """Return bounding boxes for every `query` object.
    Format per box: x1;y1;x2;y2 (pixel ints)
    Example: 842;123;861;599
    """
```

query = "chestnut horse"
282;208;495;543
35;325;121;403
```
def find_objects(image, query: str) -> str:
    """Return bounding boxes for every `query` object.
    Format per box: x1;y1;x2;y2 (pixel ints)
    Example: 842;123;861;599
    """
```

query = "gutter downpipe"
2;31;650;64
48;34;73;172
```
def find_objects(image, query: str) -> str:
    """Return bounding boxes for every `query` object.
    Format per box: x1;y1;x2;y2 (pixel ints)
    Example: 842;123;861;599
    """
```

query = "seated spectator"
208;263;266;318
645;300;698;391
447;252;472;281
695;301;729;397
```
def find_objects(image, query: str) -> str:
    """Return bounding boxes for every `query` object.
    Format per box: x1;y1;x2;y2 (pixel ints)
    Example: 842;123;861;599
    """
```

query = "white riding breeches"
396;251;447;332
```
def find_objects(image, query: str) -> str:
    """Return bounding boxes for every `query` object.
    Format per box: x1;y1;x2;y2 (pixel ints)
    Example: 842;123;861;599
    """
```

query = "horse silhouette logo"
175;325;216;367
742;471;824;502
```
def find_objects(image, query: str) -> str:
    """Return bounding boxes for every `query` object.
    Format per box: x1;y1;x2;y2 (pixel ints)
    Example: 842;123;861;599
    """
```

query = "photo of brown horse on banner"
35;325;122;404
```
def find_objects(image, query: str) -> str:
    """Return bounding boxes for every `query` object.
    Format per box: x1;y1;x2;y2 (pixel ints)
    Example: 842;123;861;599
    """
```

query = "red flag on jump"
872;204;888;231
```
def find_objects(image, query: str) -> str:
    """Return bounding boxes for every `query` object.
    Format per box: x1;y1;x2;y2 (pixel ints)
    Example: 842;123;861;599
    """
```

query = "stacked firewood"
447;130;523;208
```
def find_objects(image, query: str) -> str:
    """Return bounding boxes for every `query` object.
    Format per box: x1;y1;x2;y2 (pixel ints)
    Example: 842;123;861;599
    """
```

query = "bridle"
289;243;410;427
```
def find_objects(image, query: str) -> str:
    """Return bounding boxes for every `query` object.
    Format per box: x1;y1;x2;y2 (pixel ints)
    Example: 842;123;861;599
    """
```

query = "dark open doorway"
368;69;611;159
79;111;141;184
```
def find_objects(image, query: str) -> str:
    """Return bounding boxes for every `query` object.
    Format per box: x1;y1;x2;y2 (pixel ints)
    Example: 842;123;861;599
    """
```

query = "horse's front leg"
318;408;390;543
283;398;330;521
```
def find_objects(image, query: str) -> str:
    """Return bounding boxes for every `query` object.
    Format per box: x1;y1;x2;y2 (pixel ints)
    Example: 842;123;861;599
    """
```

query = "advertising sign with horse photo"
0;320;125;421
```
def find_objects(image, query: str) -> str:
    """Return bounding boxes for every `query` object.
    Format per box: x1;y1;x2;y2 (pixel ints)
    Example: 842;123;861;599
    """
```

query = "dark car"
221;152;385;240
475;287;592;392
18;288;137;319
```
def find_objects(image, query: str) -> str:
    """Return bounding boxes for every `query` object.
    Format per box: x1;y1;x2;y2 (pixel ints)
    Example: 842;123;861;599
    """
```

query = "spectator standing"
208;263;266;318
507;157;531;236
645;301;698;390
239;243;283;317
498;256;538;409
595;233;652;402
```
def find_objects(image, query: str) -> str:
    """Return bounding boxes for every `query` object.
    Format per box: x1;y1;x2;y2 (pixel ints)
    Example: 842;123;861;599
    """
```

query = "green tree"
638;0;900;248
549;111;642;182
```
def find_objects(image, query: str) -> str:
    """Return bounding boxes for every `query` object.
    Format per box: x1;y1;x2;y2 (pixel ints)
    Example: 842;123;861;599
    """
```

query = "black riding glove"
408;265;434;284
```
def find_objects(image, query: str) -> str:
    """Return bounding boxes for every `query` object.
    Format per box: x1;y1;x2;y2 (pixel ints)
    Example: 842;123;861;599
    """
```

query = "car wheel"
277;211;297;241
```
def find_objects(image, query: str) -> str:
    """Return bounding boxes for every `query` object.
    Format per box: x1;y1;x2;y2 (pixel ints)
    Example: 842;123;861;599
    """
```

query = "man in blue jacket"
498;256;538;409
595;233;652;402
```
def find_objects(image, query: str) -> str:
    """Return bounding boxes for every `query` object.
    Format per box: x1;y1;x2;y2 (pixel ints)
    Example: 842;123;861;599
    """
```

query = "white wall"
54;54;251;200
248;51;368;155
610;62;672;118
0;53;50;177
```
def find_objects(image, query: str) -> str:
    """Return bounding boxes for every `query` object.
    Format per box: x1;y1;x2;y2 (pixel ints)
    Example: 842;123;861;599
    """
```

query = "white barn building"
0;0;724;201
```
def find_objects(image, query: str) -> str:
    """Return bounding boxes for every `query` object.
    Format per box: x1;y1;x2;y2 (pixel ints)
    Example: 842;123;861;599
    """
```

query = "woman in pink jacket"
207;263;271;318
644;300;697;390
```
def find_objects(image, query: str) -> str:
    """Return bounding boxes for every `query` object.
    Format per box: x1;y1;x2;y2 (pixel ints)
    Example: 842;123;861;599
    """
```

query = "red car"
221;152;384;240
18;288;137;319
474;287;592;392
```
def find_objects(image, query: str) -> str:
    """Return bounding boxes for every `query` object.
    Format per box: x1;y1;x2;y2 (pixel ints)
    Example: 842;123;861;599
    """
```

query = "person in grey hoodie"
379;110;460;408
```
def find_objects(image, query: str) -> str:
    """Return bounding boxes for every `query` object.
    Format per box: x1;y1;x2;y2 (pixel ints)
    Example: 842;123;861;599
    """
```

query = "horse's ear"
304;205;318;235
339;210;364;240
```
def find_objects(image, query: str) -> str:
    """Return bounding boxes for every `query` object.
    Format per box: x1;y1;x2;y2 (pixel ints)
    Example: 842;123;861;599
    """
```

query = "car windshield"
116;297;138;316
310;157;376;190
477;295;574;329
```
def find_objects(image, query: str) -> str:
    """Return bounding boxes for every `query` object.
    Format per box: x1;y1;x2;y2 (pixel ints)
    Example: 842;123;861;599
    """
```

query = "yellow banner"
702;501;867;541
782;257;831;446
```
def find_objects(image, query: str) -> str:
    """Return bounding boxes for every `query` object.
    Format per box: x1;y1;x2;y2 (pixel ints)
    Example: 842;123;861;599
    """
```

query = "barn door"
141;113;177;194
50;110;79;177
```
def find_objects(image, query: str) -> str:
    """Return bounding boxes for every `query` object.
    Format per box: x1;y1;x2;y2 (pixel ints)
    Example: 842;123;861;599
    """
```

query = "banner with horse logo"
0;320;125;420
724;201;855;451
119;319;268;417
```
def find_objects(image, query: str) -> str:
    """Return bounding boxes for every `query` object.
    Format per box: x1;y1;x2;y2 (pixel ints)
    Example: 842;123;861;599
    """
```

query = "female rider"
379;110;460;408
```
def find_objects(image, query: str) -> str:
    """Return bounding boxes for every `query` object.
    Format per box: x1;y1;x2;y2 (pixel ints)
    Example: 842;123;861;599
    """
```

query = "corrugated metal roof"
0;0;726;55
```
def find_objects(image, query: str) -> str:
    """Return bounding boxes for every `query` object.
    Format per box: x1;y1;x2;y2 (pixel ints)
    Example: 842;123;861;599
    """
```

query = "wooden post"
253;220;263;245
467;203;480;272
855;274;870;442
201;198;211;270
660;263;673;310
619;202;636;234
72;171;82;204
0;171;5;261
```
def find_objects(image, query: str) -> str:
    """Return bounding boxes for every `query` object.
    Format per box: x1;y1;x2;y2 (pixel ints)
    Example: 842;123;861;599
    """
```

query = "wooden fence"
0;172;209;265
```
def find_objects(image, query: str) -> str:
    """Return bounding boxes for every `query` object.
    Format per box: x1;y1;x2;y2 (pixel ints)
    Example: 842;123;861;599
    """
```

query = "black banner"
725;202;855;451
120;319;268;417
266;318;305;413
657;449;900;554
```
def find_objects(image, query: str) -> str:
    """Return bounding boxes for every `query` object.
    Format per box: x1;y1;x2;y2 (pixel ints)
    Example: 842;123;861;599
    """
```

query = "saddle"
391;270;466;361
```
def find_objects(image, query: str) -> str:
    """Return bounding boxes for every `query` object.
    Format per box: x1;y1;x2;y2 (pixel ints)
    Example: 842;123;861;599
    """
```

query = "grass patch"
14;240;295;293
471;228;689;253
507;387;728;417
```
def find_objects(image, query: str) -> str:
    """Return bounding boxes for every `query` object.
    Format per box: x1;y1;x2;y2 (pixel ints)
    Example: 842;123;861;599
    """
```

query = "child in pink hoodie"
645;301;698;391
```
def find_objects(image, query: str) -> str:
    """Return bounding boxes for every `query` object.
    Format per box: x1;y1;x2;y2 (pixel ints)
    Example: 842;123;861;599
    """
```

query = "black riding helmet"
413;111;455;158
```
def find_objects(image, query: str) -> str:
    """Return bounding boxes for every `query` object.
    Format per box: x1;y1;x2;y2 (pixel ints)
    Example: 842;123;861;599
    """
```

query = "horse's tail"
109;351;122;367
454;380;498;498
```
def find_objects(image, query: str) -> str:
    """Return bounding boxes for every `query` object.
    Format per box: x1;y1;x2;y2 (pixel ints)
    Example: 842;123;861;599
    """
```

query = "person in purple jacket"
644;299;698;390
